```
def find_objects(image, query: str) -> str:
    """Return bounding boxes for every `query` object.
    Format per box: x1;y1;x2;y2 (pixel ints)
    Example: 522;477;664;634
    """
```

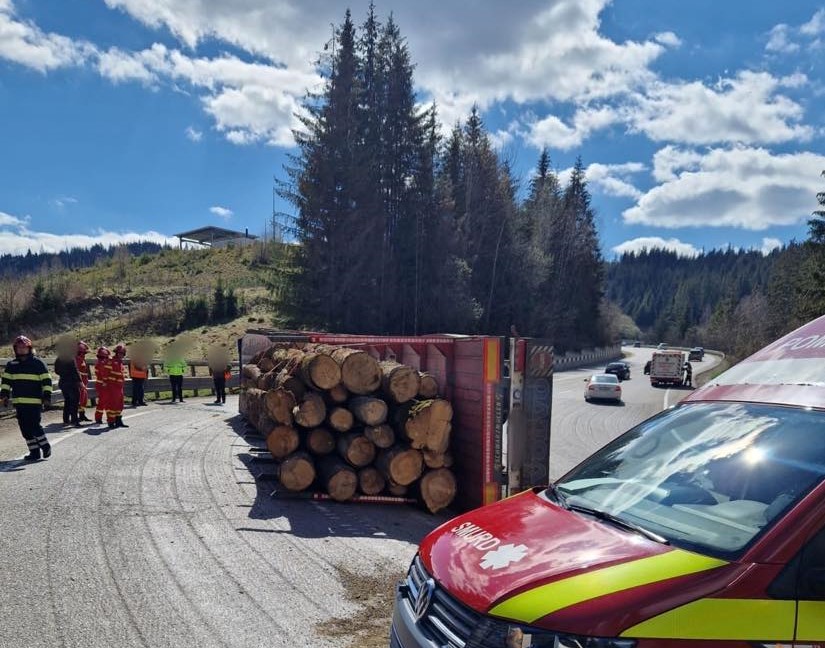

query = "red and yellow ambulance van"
391;316;825;647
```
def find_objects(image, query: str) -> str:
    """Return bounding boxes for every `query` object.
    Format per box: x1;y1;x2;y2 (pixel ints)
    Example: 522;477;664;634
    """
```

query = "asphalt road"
0;347;721;647
549;347;722;480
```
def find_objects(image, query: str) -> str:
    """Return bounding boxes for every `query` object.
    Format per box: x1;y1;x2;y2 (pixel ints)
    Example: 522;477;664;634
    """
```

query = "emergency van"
391;315;825;647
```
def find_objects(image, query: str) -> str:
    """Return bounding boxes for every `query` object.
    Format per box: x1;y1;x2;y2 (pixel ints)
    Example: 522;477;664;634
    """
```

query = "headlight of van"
505;626;636;648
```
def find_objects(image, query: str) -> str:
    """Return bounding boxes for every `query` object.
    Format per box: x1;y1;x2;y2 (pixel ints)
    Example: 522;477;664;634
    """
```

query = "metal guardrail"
1;359;241;404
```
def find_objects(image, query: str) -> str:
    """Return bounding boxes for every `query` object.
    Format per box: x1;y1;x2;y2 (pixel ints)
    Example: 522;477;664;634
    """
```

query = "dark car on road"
688;347;705;361
604;361;630;380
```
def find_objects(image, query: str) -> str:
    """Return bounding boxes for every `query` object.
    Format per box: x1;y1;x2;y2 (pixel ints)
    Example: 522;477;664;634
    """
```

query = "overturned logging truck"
238;330;555;513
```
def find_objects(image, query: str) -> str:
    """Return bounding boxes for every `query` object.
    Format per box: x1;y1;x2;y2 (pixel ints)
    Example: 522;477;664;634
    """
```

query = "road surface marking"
663;389;671;410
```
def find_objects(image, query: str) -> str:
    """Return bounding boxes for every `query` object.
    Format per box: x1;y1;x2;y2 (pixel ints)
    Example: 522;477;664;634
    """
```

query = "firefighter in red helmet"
76;341;91;422
109;344;129;428
0;336;53;461
94;346;111;425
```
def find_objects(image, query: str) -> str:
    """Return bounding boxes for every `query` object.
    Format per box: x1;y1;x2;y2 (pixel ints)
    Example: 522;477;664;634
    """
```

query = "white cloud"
0;210;27;227
760;237;783;255
0;211;172;255
624;146;825;230
185;126;203;142
558;161;646;200
527;105;620;150
653;31;682;48
612;236;700;258
0;1;94;72
766;24;799;53
94;44;317;146
51;196;79;209
800;8;825;36
96;44;167;84
209;205;233;220
627;71;812;145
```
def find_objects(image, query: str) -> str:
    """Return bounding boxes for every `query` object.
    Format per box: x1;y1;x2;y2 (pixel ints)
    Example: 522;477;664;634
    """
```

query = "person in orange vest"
94;346;111;425
108;344;129;428
76;341;91;422
129;355;148;407
207;344;231;405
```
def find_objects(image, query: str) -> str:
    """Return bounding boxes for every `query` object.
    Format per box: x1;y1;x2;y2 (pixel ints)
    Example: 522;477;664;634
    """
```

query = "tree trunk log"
387;481;408;497
419;468;457;513
423;450;454;469
349;396;388;426
404;399;453;453
264;389;295;426
293;391;326;428
266;425;300;459
330;347;381;395
363;424;395;449
380;360;421;404
337;431;376;468
326;383;349;404
273;369;307;399
242;364;262;389
418;373;439;399
327;406;354;433
299;352;342;390
277;452;316;492
305;427;336;456
377;446;423;486
358;467;386;496
258;357;276;373
319;457;357;502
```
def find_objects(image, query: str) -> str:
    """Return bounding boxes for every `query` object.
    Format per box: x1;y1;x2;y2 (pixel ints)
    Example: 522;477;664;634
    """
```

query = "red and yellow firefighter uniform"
94;346;111;424
76;341;91;422
0;336;53;461
108;344;128;428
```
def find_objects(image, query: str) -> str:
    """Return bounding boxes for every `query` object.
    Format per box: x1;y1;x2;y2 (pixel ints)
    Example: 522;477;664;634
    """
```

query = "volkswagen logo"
413;579;435;622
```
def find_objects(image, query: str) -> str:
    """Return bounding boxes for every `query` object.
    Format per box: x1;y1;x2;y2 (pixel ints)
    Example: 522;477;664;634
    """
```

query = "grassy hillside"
4;244;283;358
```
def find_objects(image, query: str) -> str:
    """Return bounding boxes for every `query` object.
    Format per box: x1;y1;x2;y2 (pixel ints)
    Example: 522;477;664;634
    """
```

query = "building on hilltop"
174;226;258;249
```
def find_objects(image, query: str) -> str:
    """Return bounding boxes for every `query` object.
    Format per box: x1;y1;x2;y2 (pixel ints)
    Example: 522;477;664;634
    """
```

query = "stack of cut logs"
239;343;456;513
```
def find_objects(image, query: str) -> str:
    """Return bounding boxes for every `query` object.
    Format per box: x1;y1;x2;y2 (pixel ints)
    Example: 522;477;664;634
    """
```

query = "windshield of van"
553;403;825;559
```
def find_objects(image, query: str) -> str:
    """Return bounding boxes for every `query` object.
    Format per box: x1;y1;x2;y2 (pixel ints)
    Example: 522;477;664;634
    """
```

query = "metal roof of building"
174;226;258;245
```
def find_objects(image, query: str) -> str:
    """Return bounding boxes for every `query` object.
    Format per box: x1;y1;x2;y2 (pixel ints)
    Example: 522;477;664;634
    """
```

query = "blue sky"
1;0;824;259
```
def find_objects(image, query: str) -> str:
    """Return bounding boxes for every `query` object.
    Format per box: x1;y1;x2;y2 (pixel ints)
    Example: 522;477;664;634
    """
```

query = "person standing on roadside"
76;341;91;422
164;343;187;403
129;353;148;407
54;337;83;427
207;345;231;405
94;346;111;425
1;336;53;461
108;344;129;428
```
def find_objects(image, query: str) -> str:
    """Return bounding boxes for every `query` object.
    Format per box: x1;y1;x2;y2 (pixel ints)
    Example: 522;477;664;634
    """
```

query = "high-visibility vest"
130;363;148;379
164;359;187;376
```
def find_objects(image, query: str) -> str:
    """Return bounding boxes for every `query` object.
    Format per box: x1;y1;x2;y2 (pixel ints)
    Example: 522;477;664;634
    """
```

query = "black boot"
108;421;116;429
24;447;41;462
41;444;51;459
79;412;90;422
116;416;129;428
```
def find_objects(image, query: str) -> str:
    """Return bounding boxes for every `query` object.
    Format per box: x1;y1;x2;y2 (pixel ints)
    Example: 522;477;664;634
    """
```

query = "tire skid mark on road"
166;420;294;643
197;428;339;619
96;430;154;648
48;428;152;647
141;420;253;647
45;429;115;648
133;421;230;648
